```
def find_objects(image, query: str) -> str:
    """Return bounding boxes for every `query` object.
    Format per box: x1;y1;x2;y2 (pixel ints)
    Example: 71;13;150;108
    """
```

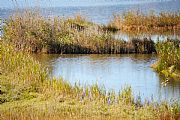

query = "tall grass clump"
0;40;47;104
152;39;180;79
2;11;107;53
108;10;180;33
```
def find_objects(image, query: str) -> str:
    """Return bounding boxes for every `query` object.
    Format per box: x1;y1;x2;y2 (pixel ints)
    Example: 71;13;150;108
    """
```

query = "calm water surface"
113;31;180;42
1;0;180;24
34;54;180;102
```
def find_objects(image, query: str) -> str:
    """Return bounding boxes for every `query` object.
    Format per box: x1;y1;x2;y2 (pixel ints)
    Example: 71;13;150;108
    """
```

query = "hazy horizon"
0;0;173;8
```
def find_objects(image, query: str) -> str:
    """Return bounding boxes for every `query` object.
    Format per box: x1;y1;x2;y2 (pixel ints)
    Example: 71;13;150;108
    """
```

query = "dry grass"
108;10;180;33
3;11;156;54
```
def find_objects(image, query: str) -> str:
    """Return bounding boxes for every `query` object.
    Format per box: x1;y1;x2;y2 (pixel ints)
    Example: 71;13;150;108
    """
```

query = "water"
34;54;180;102
0;0;180;24
113;31;180;42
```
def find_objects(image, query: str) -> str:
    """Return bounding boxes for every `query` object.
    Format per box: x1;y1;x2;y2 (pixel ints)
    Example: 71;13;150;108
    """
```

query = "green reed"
153;39;180;79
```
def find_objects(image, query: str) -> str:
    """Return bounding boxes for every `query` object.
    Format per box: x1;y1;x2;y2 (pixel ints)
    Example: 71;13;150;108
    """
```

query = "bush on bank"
152;39;180;80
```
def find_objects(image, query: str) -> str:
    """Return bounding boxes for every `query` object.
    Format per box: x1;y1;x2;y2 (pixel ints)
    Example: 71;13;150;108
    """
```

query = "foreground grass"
1;41;180;119
152;39;180;80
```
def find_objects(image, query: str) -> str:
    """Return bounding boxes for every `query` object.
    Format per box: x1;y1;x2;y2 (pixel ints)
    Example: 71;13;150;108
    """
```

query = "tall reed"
3;11;156;54
109;10;180;33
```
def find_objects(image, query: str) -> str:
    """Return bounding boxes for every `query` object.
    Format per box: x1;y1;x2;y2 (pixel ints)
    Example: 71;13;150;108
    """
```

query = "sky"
0;0;172;8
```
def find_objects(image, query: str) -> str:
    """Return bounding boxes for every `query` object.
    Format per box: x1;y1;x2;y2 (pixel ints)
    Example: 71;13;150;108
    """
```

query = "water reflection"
1;0;180;24
34;54;180;102
113;31;180;42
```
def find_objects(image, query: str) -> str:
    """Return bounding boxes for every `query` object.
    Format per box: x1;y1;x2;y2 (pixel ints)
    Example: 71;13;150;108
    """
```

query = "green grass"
0;40;180;120
0;40;47;104
152;39;180;80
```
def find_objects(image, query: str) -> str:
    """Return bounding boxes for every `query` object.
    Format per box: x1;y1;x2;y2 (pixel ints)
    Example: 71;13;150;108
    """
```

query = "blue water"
34;54;180;103
0;0;180;24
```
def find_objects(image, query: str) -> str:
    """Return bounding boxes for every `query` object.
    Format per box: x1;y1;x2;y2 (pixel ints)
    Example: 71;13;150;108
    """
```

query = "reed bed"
108;10;180;33
152;39;180;79
3;11;156;54
0;39;180;120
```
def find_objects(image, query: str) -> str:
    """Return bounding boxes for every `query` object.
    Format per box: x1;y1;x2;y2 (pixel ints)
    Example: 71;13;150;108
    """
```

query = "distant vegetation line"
108;10;180;33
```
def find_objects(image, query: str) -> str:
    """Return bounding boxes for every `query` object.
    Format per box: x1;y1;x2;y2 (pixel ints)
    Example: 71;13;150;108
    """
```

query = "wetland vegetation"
3;11;156;54
1;1;180;119
152;39;180;80
1;41;180;120
108;10;180;33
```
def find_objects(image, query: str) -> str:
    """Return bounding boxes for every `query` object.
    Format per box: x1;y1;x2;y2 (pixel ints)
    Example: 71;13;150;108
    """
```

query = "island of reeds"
107;10;180;33
3;11;156;54
0;10;180;119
